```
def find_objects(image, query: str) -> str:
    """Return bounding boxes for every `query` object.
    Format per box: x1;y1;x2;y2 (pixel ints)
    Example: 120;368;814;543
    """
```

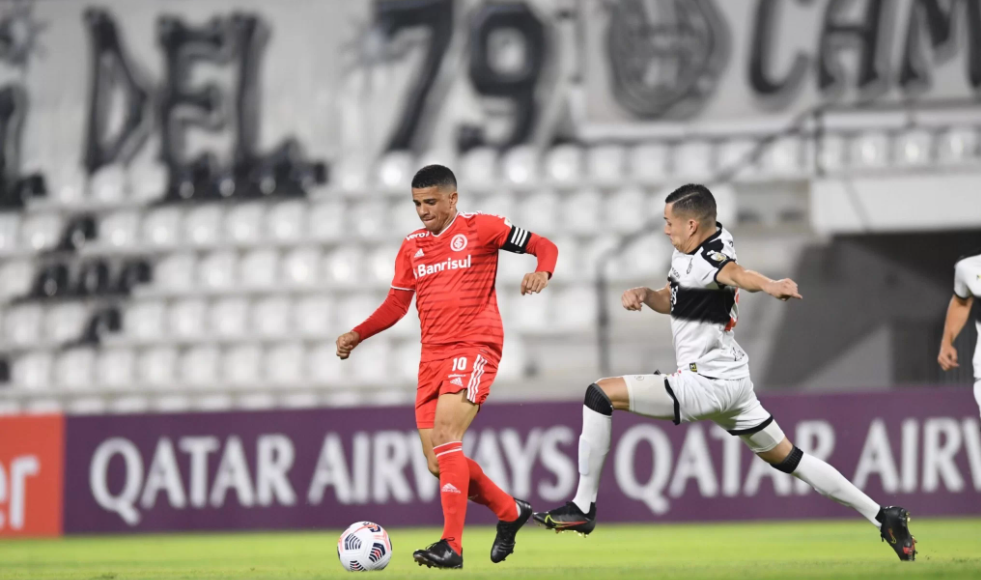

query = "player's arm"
716;261;802;301
939;262;974;371
483;215;558;295
622;283;671;314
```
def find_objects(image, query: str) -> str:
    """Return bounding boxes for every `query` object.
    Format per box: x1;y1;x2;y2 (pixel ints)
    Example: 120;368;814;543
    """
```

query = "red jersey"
391;212;541;362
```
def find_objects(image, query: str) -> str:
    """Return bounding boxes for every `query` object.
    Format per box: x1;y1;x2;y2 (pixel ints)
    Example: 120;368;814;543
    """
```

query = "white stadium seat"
283;246;321;288
615;233;673;280
459;147;499;192
309;200;346;243
143;207;183;248
325;246;363;287
223;344;263;388
545;144;583;188
816;133;847;172
351;201;388;241
630;142;669;184
674;141;713;179
125;301;167;340
55;347;95;390
554;284;597;331
308;341;347;385
937;127;978;164
198;250;238;290
389;201;421;235
552;236;579;280
561;189;602;235
376;150;415;194
606;188;648;233
294;296;332;337
761;136;804;176
338;293;383;333
580;234;620;281
0;212;20;254
718;139;758;179
45;303;89;343
266;342;305;386
184;205;223;247
517;190;559;236
5;304;43;346
138;347;178;387
154;253;197;291
13;352;52;390
240;249;279;289
502;145;539;189
267;200;307;243
50;166;86;206
180;346;221;387
418;150;456;172
368;245;398;284
513;289;551;332
210;297;250;338
101;211;140;248
96;348;135;388
895;129;932;166
225;202;265;246
335;155;369;194
21;213;62;252
170;299;208;339
350;338;391;384
90;165;126;204
0;260;33;301
588;144;627;187
130;162;168;203
851;132;890;168
253;296;292;338
472;193;514;220
497;335;526;381
394;340;420;384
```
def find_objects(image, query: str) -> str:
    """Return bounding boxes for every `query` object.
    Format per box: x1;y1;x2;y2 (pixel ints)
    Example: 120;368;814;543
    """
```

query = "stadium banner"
0;414;65;537
62;386;981;534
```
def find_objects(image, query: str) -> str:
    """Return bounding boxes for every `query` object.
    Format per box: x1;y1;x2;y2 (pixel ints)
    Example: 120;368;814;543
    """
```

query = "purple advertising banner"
63;387;981;534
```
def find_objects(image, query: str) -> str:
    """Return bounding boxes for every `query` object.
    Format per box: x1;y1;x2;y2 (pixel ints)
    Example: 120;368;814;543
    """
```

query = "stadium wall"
1;386;979;537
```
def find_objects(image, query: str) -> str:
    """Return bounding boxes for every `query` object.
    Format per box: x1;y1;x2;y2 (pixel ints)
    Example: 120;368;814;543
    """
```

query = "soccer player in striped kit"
336;165;558;568
938;250;981;416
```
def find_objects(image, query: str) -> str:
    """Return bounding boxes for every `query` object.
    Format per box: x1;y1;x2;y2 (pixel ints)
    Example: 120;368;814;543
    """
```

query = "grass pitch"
2;518;980;580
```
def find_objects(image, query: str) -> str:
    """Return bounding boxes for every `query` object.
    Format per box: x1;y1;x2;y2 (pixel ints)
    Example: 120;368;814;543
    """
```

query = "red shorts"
415;349;499;429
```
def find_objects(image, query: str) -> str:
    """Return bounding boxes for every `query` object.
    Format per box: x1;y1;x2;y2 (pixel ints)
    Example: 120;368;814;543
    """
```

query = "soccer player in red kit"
335;165;558;569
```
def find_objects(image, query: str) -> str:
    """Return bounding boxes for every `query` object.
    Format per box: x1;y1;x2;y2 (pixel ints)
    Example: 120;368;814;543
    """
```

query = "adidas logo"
414;249;425;258
450;377;464;387
441;483;461;494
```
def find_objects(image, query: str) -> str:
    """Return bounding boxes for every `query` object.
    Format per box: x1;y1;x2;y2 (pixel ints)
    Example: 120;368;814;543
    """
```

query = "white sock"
974;379;981;419
571;405;611;513
793;453;881;527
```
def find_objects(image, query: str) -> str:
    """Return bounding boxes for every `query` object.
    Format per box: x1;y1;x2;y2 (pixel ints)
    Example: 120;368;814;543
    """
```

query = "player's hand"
764;278;803;301
938;342;959;371
336;331;361;360
521;271;550;295
622;287;649;311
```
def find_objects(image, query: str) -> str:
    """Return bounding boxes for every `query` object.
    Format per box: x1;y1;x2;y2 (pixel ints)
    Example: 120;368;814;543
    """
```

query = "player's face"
412;186;458;233
663;202;696;251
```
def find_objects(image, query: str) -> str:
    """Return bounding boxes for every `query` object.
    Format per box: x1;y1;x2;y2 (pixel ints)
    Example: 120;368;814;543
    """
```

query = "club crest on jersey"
709;252;727;262
415;255;472;278
451;233;468;252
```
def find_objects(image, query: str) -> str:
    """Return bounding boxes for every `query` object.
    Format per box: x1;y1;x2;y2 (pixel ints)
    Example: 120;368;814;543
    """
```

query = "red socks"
467;457;518;522
434;441;468;555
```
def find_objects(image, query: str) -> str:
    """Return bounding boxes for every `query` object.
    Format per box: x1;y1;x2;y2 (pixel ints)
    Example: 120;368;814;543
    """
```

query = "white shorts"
624;371;772;434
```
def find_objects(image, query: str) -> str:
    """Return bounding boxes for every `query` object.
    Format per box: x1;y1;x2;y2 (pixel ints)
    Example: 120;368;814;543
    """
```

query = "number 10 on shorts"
452;357;468;372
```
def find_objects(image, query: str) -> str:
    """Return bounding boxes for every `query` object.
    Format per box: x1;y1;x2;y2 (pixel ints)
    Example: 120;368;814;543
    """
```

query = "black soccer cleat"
533;501;596;536
413;539;463;569
877;506;917;561
490;499;532;563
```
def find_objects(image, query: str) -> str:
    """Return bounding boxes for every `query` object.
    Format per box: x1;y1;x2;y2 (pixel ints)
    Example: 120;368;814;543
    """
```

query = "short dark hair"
665;183;717;224
411;165;457;190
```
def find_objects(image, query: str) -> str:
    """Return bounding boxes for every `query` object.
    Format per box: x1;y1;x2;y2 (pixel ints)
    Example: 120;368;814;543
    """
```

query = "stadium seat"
561;189;602;235
368;245;398;285
240;249;279;289
551;236;579;280
418;150;456;172
130;162;168;203
545;144;584;188
198;250;238;290
139;347;178;387
45;303;89;343
580;234;620;281
100;211;140;248
459;147;499;192
587;144;627;187
335;155;369;194
937;127;978;164
674;141;713;179
154;253;197;292
615;233;673;281
49;166;85;206
389;201;421;234
351;201;388;241
308;341;347;385
816;133;847;172
309;200;346;243
851;132;890;168
110;396;149;414
325;246;363;287
394;340;420;384
0;212;19;254
31;264;70;299
144;207;183;248
75;261;112;296
125;301;166;340
13;351;52;390
21;213;63;252
96;348;135;388
497;335;526;381
350;338;391;384
154;394;191;413
268;200;307;243
180;345;220;387
90;165;126;205
376;150;415;194
518;190;559;236
761;136;803;176
283;246;321;288
253;296;292;338
223;344;263;388
895;129;932;166
338;293;383;333
630;142;669;185
225;202;264;246
553;284;597;331
498;248;536;282
0;260;33;301
472;192;514;220
606;188;648;233
265;342;305;386
210;297;250;338
184;204;223;247
718;139;759;179
513;289;551;332
5;304;43;346
294;295;332;337
55;347;95;390
170;299;207;339
502;145;540;189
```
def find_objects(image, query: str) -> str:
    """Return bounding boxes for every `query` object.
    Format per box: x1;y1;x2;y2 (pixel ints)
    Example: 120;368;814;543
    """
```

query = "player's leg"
975;378;981;418
737;417;916;561
534;374;676;534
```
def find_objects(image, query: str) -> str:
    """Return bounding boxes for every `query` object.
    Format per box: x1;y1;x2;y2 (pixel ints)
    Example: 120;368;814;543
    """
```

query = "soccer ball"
337;521;393;571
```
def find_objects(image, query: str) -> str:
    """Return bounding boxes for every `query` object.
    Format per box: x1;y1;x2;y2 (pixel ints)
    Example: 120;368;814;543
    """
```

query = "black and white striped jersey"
667;223;749;379
954;253;981;378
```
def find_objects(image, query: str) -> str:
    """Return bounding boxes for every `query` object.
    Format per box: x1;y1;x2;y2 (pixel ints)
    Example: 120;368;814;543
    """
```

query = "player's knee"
595;377;630;411
584;382;613;415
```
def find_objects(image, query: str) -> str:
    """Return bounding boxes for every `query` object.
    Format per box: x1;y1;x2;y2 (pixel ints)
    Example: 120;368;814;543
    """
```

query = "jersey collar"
686;222;724;255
